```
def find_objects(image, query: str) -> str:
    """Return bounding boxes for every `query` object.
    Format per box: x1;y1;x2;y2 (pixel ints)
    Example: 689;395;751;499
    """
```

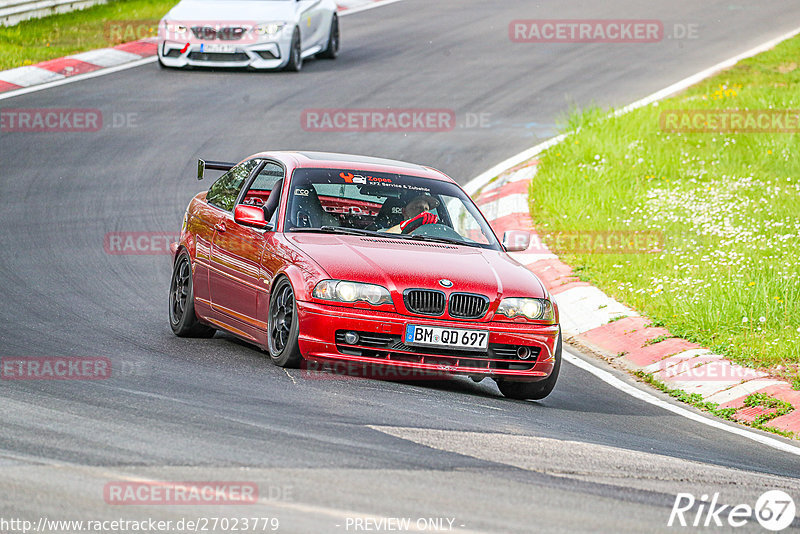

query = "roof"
250;151;453;182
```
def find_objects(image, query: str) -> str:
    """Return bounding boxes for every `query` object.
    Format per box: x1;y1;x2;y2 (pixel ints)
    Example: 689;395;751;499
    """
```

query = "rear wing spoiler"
197;159;235;180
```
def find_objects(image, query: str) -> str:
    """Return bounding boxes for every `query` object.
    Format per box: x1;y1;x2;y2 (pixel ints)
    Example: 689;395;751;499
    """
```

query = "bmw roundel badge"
438;279;453;288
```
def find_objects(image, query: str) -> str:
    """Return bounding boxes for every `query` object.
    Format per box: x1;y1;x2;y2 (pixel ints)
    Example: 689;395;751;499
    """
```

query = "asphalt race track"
2;1;800;532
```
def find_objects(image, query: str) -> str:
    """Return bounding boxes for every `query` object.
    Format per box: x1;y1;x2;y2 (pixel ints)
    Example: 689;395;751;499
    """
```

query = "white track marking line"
2;1;796;452
562;349;800;456
0;56;155;101
0;0;405;101
339;0;405;15
464;134;567;195
465;26;800;447
464;23;800;195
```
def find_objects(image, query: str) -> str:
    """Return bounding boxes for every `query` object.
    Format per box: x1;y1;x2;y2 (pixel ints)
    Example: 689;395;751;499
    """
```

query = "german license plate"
404;324;488;352
203;44;237;53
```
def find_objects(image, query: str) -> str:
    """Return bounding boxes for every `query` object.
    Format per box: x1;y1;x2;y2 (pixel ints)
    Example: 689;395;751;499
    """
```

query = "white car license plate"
203;44;237;53
404;325;488;352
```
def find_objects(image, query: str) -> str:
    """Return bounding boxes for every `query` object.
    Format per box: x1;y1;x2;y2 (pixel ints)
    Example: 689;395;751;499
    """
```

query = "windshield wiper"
290;226;393;238
404;234;475;247
290;226;479;247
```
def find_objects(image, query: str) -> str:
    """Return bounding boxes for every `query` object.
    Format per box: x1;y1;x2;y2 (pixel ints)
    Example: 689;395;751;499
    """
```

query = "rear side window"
206;159;260;211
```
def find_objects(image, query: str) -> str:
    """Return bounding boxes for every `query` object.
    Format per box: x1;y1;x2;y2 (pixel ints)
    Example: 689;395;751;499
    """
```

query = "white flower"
759;316;766;323
742;317;749;323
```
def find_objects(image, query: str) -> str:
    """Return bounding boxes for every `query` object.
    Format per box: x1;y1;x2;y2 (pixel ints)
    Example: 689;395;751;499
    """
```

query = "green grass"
643;334;671;346
635;371;795;438
743;392;795;427
531;35;800;383
634;371;737;420
0;0;177;70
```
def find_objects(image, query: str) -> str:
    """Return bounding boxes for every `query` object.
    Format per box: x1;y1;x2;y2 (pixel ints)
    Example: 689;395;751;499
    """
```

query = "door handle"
215;222;226;233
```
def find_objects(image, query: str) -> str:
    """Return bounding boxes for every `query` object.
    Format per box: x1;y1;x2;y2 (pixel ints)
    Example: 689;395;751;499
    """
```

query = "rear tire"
318;15;339;59
169;251;216;337
267;277;303;367
284;29;303;72
496;333;561;400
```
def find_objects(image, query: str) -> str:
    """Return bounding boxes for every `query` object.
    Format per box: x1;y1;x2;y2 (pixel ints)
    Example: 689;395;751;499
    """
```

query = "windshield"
284;168;501;250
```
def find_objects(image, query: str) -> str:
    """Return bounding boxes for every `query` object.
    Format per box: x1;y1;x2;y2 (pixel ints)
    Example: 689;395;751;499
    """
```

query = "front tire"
284;29;303;72
169;251;215;337
267;277;302;367
318;15;339;59
496;333;562;400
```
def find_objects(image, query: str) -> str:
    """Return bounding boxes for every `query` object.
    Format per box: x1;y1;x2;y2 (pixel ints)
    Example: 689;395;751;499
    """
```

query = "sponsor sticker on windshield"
339;172;393;184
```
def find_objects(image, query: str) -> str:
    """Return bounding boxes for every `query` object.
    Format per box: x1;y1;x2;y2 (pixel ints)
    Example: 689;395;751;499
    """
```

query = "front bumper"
296;301;560;380
158;36;290;69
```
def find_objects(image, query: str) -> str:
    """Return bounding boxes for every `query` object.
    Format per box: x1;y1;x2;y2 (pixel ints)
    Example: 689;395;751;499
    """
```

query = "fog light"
517;346;531;360
344;331;359;345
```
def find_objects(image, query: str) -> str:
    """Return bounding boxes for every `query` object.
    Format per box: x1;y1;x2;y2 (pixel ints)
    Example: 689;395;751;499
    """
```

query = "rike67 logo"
668;490;796;531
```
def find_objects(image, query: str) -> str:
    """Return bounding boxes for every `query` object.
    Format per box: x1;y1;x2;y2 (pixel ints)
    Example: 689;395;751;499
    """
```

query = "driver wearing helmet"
384;193;440;234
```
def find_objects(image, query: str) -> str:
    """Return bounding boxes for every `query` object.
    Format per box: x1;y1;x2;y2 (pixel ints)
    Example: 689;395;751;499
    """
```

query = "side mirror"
197;159;205;181
502;230;530;252
234;204;269;229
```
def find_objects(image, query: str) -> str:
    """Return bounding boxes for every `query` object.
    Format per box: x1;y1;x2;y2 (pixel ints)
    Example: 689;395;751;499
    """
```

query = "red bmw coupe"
169;151;562;399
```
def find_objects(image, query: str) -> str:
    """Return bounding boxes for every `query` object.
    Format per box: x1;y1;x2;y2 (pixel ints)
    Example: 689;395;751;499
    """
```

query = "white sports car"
157;0;339;71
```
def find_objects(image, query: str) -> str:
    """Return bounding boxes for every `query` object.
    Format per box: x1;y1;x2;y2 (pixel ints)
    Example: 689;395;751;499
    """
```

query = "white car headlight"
255;23;285;36
496;298;554;322
313;280;392;306
165;22;188;35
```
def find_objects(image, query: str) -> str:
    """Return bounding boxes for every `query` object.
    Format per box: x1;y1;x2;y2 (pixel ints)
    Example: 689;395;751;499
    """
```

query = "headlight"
313;280;392;306
255;23;284;36
496;298;554;322
165;22;188;35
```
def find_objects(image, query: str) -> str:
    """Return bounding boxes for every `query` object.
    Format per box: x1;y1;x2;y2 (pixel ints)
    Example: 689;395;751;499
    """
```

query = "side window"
250;162;283;192
206;159;260;211
241;162;285;210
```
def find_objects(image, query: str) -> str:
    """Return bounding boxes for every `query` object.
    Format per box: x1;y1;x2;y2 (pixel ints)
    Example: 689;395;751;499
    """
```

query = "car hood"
165;0;296;22
285;234;547;302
